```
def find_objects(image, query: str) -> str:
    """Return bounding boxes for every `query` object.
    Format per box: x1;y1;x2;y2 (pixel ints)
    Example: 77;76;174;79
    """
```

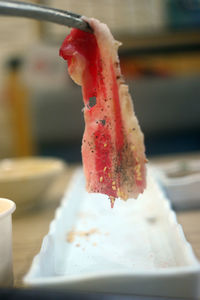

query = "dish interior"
31;168;197;279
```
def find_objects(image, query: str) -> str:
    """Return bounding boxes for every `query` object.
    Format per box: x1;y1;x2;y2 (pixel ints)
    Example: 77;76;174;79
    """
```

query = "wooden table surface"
12;154;200;287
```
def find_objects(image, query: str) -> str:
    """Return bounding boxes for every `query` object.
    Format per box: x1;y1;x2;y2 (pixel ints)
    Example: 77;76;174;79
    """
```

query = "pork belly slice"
60;18;147;206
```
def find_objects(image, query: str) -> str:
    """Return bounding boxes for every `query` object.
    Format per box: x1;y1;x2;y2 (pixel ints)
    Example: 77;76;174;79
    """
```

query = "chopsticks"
0;0;92;33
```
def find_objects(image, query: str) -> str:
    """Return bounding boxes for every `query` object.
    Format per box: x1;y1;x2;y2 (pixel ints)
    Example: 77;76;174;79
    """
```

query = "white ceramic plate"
24;167;200;299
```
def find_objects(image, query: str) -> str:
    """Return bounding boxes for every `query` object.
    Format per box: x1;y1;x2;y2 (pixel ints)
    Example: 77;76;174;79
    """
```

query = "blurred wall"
0;0;200;159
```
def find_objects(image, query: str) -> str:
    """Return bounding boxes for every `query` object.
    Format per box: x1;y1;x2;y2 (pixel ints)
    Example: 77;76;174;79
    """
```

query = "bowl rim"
0;157;65;182
0;198;16;219
151;159;200;186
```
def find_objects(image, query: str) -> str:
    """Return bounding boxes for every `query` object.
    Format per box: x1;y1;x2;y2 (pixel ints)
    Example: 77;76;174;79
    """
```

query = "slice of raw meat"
60;18;147;206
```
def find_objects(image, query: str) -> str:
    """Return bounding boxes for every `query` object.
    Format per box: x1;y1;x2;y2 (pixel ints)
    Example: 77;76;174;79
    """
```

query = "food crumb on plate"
67;230;75;243
66;228;99;243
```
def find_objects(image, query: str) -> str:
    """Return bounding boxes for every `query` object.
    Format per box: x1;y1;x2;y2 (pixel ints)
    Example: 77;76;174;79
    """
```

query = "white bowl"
152;159;200;210
0;157;65;213
0;198;16;287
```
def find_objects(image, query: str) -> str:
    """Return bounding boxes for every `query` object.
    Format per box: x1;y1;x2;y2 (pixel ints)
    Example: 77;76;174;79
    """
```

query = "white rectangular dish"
24;167;200;299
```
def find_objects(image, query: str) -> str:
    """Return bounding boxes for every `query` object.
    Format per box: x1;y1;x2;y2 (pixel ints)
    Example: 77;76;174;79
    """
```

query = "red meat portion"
60;18;147;206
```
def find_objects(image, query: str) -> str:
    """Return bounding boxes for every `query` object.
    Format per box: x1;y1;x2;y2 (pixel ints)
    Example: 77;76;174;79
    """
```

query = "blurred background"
0;0;200;163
